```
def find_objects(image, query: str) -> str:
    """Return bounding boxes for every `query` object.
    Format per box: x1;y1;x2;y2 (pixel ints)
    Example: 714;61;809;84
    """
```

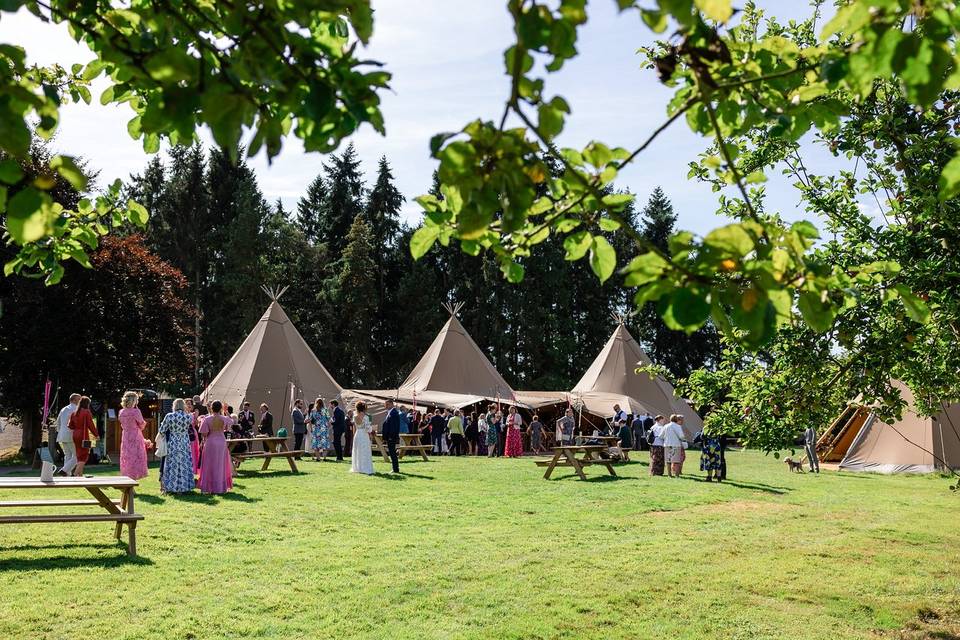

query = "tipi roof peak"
261;285;289;302
442;301;465;317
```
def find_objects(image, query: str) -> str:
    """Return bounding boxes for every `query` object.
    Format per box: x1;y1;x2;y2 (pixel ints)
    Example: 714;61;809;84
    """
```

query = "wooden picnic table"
535;445;617;480
226;437;304;473
575;434;621;445
371;432;431;463
0;476;143;555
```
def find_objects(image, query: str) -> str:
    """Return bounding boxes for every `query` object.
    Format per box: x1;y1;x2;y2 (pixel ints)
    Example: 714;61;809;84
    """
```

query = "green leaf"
598;217;621;232
429;132;456;156
622;252;668;286
6;187;48;244
0;159;23;185
797;290;835;332
563;230;593;261
50;155;87;191
694;0;732;23
660;287;710;332
939;152;960;200
894;285;931;324
589;236;616;283
410;225;439;259
127;199;149;226
601;193;633;211
704;223;755;257
503;261;525;283
537;97;569;140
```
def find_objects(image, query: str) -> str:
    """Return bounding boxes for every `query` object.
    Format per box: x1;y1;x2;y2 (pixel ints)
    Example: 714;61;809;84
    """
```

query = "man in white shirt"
662;414;687;478
57;393;81;475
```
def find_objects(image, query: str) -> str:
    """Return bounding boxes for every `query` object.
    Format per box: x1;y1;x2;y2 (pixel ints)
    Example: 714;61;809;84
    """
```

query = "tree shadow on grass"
674;474;790;495
0;543;153;571
549;473;635;482
137;493;166;505
373;471;435;481
173;490;260;504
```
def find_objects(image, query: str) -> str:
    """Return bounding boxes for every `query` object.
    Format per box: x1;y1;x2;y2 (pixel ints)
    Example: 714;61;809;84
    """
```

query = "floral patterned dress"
504;413;524;457
159;410;195;493
310;409;331;450
700;434;722;471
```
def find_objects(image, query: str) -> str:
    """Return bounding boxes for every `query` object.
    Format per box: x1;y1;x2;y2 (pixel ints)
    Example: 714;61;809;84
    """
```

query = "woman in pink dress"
185;397;201;476
504;405;524;458
198;400;233;494
118;391;149;479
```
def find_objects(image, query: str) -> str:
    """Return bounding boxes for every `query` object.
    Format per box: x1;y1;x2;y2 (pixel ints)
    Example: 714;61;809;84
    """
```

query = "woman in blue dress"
309;397;331;461
159;398;196;494
699;431;723;482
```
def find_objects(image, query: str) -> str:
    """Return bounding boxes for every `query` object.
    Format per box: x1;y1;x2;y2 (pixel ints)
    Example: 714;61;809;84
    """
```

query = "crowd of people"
50;392;728;494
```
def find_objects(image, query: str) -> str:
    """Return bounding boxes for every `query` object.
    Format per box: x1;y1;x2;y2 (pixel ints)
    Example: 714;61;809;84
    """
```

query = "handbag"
81;439;92;449
155;430;168;457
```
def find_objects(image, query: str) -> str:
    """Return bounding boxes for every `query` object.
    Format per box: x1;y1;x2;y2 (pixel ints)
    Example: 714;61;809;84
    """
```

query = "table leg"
286;455;299;473
375;436;390;464
126;488;137;556
543;451;562;479
603;462;617;477
261;455;272;471
115;489;129;540
565;450;587;480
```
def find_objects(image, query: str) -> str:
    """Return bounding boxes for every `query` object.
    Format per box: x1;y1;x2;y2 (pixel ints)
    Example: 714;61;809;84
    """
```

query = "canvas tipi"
203;287;342;415
346;302;518;410
569;318;703;438
821;380;960;474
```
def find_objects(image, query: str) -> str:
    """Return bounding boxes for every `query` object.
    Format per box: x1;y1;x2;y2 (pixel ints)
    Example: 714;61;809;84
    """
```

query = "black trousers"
451;433;465;456
260;427;273;451
432;429;445;453
386;439;400;473
333;427;345;460
294;432;305;452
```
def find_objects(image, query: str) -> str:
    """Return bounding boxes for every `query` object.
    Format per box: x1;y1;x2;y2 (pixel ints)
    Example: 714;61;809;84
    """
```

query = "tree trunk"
19;409;42;460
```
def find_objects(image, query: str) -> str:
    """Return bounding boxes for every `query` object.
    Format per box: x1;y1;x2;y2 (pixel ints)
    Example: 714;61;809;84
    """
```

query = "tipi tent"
203;287;342;415
568;319;703;438
347;302;519;410
822;380;960;474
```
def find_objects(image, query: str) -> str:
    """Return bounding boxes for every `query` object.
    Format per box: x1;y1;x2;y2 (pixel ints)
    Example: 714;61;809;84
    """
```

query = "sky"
0;1;843;235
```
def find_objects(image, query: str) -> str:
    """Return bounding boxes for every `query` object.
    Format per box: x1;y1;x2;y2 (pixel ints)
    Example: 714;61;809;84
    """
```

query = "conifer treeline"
126;143;720;391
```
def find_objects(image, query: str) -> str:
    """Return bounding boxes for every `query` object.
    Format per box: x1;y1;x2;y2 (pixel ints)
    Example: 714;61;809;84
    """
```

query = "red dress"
504;414;524;457
69;408;98;463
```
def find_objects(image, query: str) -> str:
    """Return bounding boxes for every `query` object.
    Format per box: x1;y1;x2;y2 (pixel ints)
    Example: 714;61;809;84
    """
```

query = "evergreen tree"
336;214;378;384
319;142;364;255
640;186;676;251
296;174;326;243
365;156;404;248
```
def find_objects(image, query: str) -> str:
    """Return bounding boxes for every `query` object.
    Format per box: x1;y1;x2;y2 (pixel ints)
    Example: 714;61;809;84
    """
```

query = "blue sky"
0;1;847;235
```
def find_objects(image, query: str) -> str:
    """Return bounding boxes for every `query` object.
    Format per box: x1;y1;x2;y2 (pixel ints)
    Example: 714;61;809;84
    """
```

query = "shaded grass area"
0;450;957;639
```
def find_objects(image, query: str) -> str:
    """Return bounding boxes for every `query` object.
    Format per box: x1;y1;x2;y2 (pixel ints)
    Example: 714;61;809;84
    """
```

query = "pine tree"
320;142;365;255
365;156;404;248
640;186;676;251
296;174;326;243
336;214;378;384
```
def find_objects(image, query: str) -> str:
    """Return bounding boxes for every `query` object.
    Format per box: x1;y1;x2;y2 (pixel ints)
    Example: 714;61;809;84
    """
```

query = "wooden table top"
552;444;609;451
226;437;285;444
0;476;139;489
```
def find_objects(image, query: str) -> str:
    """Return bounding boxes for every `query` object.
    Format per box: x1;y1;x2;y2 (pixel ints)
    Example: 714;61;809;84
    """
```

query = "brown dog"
784;457;804;473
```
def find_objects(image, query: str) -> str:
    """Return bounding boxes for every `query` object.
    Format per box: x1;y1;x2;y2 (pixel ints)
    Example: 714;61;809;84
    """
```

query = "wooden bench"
371;433;431;463
0;476;143;555
234;450;306;472
537;445;617;480
226;437;303;473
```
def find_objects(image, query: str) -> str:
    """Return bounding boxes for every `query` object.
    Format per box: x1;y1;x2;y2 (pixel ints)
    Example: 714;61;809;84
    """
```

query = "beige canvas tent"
348;302;520;410
569;320;703;439
203;287;342;416
821;380;960;474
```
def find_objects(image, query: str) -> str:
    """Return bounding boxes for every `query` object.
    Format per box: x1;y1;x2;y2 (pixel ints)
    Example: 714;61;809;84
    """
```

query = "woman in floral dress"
309;397;331;461
504;405;524;458
699;431;723;482
158;398;195;494
118;391;149;480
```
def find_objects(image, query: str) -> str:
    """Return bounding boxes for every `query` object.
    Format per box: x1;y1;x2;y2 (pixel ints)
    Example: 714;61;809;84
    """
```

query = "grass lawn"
1;449;958;639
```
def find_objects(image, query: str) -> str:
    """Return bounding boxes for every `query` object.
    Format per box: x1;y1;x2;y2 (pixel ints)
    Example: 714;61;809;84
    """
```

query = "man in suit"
259;403;274;452
331;400;346;462
382;399;402;473
239;402;255;435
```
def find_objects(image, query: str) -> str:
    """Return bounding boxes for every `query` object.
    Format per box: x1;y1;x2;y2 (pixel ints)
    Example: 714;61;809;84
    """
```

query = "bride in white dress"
350;402;375;475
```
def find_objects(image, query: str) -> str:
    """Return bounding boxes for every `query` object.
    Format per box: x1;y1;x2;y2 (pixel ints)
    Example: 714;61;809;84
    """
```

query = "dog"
783;457;804;473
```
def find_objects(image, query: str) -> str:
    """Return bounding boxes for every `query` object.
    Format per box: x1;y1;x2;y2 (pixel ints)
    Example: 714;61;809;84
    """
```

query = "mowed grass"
1;449;958;640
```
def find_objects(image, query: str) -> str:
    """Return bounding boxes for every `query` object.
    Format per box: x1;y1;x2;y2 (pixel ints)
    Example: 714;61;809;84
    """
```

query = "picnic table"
226;437;304;473
0;476;143;555
535;445;617;480
371;432;432;463
575;434;621;446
